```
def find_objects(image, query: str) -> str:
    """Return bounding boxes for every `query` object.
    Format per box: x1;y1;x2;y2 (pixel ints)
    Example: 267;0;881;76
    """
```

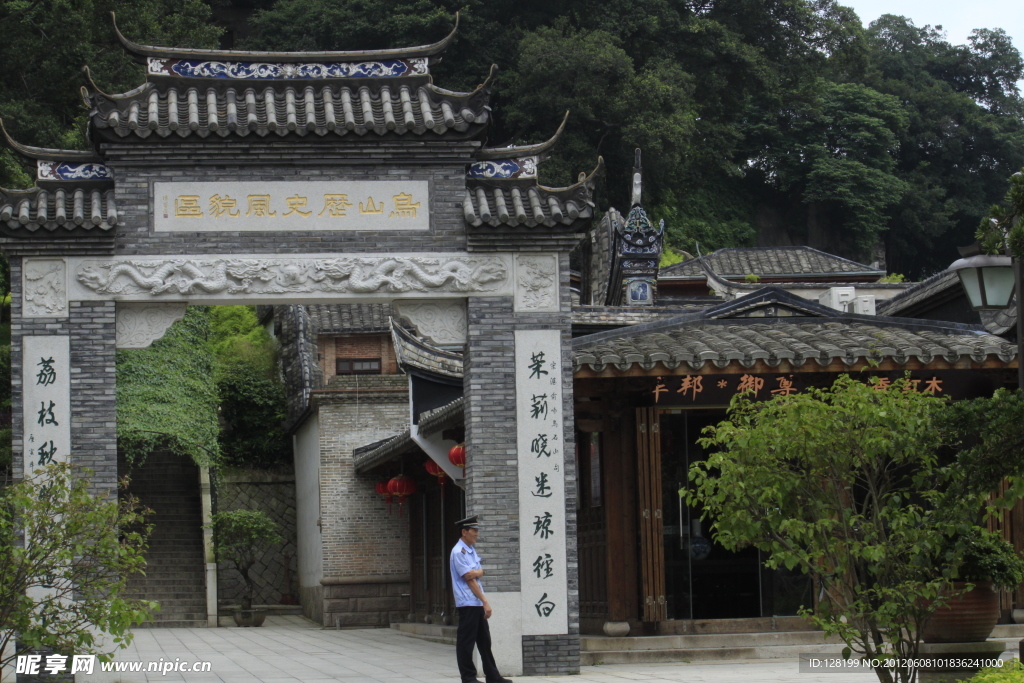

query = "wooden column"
636;407;666;622
603;398;639;623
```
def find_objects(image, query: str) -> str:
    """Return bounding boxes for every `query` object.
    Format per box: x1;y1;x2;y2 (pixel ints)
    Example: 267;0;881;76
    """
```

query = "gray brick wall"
522;634;581;676
464;252;580;673
215;469;298;607
11;256;118;495
104;142;474;257
315;385;412;627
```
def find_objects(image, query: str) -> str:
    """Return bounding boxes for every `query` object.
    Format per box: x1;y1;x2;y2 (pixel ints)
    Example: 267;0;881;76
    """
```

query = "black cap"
455;515;479;530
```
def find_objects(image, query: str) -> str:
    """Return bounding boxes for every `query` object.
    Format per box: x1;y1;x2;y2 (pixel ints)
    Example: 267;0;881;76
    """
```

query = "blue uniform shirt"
450;538;484;607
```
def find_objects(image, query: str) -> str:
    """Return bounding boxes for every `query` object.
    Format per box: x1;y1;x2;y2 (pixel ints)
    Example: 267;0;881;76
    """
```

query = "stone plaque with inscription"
154;181;429;232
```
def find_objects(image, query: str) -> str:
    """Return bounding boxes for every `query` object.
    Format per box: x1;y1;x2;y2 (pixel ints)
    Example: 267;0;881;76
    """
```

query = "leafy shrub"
210;510;281;610
957;658;1024;682
952;532;1024;589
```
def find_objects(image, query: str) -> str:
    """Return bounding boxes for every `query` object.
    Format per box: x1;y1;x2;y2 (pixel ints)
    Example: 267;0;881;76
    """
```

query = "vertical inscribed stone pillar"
464;253;579;676
11;256;118;495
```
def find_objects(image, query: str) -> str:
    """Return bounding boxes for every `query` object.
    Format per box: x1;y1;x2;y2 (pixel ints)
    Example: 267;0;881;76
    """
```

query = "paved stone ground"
50;616;890;683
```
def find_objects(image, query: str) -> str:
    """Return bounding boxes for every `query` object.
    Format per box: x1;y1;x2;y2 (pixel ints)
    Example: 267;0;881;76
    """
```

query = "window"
336;358;381;375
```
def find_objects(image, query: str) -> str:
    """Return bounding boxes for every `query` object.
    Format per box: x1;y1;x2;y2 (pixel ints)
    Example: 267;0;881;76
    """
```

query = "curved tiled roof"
0;187;117;232
463;158;602;230
572;318;1016;373
84;75;493;141
390;319;463;379
352;396;464;474
661;246;883;279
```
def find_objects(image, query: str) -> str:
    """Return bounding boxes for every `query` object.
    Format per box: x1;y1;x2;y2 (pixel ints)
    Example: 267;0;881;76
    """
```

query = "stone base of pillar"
522;634;581;676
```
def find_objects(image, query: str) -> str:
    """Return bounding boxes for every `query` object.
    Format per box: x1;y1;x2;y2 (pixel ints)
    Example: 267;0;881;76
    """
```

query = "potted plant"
923;531;1024;643
210;509;282;627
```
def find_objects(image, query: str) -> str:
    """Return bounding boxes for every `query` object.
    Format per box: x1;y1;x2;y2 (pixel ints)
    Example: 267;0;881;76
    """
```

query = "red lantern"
448;443;466;469
375;480;394;515
425;459;446;492
388;475;417;517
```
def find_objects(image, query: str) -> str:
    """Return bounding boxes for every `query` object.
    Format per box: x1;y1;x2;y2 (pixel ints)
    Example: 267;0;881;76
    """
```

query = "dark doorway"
660;410;811;620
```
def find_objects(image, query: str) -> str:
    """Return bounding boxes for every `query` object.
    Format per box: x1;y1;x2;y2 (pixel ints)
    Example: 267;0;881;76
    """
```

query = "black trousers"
456;605;501;682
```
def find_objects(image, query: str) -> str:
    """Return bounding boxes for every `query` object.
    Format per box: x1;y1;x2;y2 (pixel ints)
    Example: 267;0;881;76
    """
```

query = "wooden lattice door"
636;407;667;622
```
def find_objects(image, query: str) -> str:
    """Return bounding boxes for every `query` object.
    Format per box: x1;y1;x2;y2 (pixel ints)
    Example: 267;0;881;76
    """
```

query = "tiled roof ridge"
83;72;493;141
572;319;1016;373
112;11;460;64
875;270;957;314
572;287;990;350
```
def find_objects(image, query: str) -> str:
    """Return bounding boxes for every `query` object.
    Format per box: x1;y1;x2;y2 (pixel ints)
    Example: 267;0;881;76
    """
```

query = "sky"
840;0;1023;52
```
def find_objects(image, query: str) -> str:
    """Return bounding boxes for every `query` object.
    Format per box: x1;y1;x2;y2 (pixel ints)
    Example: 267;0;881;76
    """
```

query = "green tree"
689;377;1024;683
977;168;1024;258
0;0;221;186
210;509;281;610
0;464;154;678
116;307;220;467
209;306;290;470
743;79;908;256
866;17;1024;277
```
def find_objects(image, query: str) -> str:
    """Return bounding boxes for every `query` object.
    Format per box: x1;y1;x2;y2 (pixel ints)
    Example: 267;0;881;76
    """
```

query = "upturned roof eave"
112;11;460;64
477;110;568;160
0;118;102;163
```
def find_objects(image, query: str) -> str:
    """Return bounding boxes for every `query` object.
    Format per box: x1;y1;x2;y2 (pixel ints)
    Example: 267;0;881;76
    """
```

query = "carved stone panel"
116;303;188;349
514;254;559;313
67;253;513;304
23;259;67;318
393;300;467;346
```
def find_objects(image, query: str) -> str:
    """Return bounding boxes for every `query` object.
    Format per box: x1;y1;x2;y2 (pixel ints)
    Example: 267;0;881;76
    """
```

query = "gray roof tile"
85;79;491;141
463;158;601;230
875;270;959;315
391;319;463;379
0;187;117;232
661;246;883;279
573;318;1016;372
307;303;392;334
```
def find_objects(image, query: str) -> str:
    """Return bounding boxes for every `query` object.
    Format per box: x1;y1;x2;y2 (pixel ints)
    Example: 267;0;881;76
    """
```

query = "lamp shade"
948;255;1015;310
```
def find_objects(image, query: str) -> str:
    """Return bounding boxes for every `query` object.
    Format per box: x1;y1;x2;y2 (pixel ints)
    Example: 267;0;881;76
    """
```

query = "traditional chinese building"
3;14;599;676
300;163;1018;656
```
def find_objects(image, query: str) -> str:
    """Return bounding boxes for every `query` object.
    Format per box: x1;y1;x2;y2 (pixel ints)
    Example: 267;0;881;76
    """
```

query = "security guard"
449;516;512;683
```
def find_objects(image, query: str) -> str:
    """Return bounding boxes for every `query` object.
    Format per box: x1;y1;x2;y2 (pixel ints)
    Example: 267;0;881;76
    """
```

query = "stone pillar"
464;253;579;676
12;257;118;495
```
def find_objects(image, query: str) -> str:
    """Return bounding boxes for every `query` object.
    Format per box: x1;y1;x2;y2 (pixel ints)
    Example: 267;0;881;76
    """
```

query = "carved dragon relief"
74;256;510;298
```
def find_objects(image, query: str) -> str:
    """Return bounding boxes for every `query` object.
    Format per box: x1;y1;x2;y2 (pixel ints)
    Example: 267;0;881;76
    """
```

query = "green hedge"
958;658;1024;682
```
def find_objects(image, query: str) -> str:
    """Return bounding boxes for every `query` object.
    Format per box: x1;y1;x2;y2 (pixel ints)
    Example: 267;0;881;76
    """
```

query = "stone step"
390;622;457;644
991;624;1024;638
126;593;206;603
580;642;843;665
134;620;208;628
581;630;843;652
